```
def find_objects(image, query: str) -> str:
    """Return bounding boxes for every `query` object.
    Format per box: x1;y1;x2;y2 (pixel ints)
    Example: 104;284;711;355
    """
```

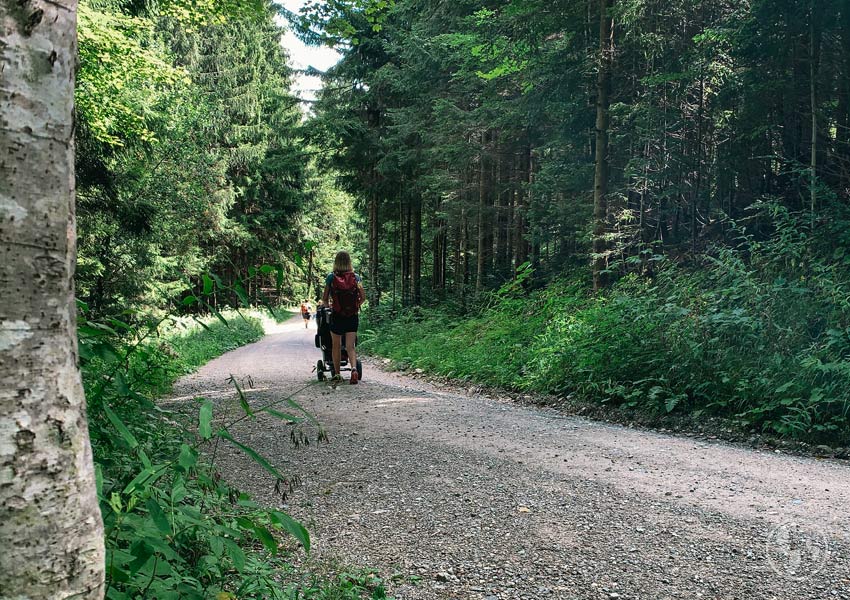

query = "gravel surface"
170;316;850;599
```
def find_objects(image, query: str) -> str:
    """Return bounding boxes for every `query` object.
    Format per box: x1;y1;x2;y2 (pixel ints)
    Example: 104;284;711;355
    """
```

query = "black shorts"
330;314;359;335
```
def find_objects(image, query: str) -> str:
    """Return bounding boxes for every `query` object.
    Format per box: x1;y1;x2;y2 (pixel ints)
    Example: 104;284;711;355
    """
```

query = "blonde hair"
333;251;353;274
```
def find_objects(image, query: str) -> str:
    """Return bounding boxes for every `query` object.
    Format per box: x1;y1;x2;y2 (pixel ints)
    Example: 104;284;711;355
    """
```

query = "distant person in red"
322;251;365;384
300;300;312;328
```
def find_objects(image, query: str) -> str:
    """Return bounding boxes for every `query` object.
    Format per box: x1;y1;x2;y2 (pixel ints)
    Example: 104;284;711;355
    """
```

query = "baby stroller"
315;306;363;381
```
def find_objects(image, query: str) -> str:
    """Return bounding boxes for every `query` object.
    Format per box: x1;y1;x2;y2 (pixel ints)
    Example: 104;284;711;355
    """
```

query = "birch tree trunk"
0;0;105;597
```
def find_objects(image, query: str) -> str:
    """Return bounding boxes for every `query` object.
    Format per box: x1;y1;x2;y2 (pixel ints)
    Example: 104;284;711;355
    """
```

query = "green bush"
125;313;265;397
364;204;850;444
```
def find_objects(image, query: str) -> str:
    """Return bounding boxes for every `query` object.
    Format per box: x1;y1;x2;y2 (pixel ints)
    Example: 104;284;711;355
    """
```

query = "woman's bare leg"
331;332;342;376
345;331;357;378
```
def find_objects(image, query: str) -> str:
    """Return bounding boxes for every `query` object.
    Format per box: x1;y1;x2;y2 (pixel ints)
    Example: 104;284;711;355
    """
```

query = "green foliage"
75;0;359;318
293;570;391;599
81;310;302;598
364;204;850;443
81;301;394;598
77;4;185;146
129;314;264;396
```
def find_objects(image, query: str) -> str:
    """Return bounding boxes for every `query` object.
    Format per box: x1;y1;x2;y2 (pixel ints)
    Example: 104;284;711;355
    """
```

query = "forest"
3;0;850;598
306;0;850;442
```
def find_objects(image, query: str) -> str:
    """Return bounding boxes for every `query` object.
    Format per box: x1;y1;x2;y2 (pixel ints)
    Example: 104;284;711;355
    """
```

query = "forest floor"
170;315;850;600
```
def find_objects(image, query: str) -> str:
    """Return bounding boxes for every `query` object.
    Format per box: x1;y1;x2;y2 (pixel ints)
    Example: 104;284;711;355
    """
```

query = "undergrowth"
362;203;850;445
82;306;392;599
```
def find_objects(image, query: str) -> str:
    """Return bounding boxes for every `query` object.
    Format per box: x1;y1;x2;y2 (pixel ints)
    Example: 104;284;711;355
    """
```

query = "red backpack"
331;272;359;317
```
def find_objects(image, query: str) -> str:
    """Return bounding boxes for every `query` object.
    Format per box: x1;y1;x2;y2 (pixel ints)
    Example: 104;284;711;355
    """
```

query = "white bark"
0;0;105;598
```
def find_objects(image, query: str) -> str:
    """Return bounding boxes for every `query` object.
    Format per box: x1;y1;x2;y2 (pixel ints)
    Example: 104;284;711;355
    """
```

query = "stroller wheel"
317;360;326;381
356;359;363;380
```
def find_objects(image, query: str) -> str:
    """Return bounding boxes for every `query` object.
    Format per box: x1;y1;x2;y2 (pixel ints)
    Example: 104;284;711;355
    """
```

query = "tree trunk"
401;197;409;306
506;158;515;271
0;1;105;597
392;204;398;311
809;0;819;220
306;247;314;301
476;132;490;293
514;145;530;268
432;198;446;292
368;190;380;306
454;172;467;298
528;149;539;272
837;5;850;195
412;196;422;305
496;154;511;275
592;0;614;291
457;194;469;301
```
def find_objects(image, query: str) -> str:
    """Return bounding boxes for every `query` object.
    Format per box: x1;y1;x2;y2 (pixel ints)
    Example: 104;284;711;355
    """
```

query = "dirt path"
171;316;850;600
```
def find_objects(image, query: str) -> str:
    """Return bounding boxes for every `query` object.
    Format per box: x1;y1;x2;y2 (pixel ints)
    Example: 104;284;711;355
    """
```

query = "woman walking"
322;251;365;384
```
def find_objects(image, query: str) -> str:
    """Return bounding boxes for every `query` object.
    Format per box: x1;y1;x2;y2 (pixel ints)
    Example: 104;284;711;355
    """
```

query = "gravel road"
171;316;850;600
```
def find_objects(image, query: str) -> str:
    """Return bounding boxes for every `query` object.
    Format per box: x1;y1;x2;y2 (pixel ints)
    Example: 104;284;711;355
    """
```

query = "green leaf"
222;538;246;571
203;274;214;295
210;535;225;557
127;541;154;574
123;466;154;495
102;402;138;449
270;510;311;552
217;430;285;480
276;266;284;293
146;498;172;535
253;524;278;554
260;407;303;423
113;372;130;397
665;395;682;413
229;375;253;417
178;444;198;471
182;295;198;306
282;397;319;427
192;315;211;331
199;399;213;440
108;318;134;332
211;310;230;328
109;491;123;514
233;282;250;307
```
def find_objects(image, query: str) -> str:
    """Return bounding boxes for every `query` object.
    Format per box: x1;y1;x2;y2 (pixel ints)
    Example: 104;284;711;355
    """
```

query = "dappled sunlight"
372;396;434;407
251;310;304;335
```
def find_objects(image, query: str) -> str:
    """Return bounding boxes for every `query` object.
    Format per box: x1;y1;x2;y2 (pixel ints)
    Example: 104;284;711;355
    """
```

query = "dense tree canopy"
301;0;850;303
75;0;358;317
